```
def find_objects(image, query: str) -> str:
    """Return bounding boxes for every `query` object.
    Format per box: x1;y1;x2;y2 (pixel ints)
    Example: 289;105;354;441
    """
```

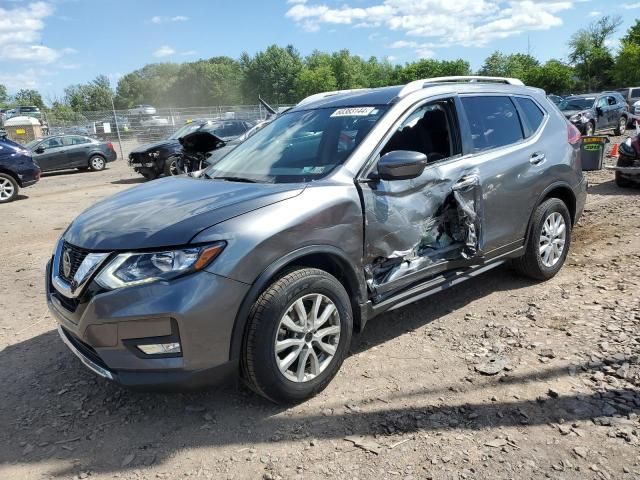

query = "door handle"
452;175;478;191
530;152;546;165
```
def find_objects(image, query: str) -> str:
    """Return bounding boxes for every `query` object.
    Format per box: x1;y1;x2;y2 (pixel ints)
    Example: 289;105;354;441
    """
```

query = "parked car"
128;105;157;116
0;134;40;203
558;92;629;136
6;105;42;120
140;116;169;128
612;133;640;188
46;76;587;404
548;94;563;105
616;87;640;109
26;135;117;172
128;119;253;180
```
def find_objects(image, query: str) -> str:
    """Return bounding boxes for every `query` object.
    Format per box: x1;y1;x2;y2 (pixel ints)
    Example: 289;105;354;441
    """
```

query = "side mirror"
376;150;427;181
596;107;603;116
35;146;45;154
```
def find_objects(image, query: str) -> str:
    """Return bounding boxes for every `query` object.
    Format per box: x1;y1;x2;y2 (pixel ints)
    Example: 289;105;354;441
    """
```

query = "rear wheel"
88;155;106;171
614;116;627;136
0;173;18;203
140;168;159;181
242;268;353;404
512;198;571;280
584;122;594;136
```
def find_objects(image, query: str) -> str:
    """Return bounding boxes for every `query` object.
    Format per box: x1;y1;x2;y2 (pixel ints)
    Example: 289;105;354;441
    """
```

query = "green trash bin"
580;135;609;171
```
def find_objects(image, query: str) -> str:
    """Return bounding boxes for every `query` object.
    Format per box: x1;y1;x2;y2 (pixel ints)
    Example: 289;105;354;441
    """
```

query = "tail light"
567;121;581;145
106;142;114;150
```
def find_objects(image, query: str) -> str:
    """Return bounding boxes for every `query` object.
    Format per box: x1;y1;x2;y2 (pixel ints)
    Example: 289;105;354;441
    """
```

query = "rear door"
459;94;547;251
65;136;92;167
595;96;612;130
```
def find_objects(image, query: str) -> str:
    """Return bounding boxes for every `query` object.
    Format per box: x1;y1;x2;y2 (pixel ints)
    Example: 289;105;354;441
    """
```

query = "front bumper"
46;259;250;389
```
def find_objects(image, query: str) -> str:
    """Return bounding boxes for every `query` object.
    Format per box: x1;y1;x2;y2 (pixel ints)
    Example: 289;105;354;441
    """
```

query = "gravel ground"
0;136;639;480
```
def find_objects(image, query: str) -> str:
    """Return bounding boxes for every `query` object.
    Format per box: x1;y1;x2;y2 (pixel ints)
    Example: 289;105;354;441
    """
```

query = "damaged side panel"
360;165;483;298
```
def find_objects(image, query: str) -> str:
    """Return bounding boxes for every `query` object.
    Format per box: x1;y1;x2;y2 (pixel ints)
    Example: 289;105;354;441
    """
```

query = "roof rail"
398;76;525;98
296;88;369;107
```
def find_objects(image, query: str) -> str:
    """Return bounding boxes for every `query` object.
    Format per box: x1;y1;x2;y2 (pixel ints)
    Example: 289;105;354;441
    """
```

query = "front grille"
59;241;90;283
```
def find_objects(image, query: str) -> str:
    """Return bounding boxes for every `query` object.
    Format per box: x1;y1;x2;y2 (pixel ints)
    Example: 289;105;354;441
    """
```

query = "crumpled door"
359;162;483;299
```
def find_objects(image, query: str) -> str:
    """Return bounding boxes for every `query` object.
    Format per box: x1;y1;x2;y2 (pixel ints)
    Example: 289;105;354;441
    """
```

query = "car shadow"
41;169;85;178
8;194;29;202
588;178;640;196
110;177;146;185
0;265;574;478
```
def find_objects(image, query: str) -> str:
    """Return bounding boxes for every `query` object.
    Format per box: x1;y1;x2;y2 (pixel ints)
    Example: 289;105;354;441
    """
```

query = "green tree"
169;57;243;106
568;15;622;91
241;45;303;104
612;42;640;86
13;89;45;109
527;60;576;94
621;19;640;45
394;59;471;83
0;84;8;107
114;63;181;108
477;51;539;83
64;75;113;111
296;65;337;99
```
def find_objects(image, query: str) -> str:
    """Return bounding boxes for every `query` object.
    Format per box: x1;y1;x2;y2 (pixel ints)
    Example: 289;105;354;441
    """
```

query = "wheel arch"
229;245;365;362
0;168;21;187
525;182;576;245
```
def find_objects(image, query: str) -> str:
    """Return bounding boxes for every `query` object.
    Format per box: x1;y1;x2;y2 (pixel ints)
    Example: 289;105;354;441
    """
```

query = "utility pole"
110;93;125;161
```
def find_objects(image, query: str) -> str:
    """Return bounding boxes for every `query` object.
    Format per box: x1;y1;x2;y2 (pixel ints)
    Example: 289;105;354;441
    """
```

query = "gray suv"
46;76;587;404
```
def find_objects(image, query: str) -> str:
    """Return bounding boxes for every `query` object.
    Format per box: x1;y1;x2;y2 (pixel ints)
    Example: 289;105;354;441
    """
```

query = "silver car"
46;76;587;403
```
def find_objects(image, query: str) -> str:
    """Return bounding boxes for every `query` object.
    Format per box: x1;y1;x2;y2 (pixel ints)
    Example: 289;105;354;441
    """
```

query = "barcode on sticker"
330;107;375;117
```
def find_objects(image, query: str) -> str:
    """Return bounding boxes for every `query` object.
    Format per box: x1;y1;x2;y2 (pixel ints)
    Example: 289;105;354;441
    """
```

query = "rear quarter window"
632;88;640;97
514;97;545;136
461;96;524;152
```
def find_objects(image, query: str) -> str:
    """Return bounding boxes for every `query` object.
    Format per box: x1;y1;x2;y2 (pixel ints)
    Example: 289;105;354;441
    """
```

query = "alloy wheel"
619;118;626;134
274;293;341;383
539;212;567;267
0;177;15;201
91;157;105;170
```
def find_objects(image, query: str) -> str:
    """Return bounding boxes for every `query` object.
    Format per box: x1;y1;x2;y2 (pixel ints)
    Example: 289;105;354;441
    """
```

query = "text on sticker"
331;107;376;117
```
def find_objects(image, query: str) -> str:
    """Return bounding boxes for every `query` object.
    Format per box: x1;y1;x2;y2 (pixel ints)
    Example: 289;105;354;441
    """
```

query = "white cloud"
150;15;189;24
622;2;640;7
287;0;308;3
286;0;575;56
0;1;69;64
0;68;50;90
588;10;601;16
153;45;176;58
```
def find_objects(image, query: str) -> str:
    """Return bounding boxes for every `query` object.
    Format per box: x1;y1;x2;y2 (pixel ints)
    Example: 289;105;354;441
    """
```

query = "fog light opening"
137;342;181;355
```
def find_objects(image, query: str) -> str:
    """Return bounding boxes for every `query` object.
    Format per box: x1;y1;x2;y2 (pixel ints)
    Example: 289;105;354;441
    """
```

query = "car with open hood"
558;92;629;136
47;76;587;404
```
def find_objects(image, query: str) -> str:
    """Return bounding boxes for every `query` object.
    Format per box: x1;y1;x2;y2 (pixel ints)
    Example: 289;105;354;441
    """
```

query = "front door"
595;96;611;130
358;97;483;298
33;137;67;171
65;136;92;167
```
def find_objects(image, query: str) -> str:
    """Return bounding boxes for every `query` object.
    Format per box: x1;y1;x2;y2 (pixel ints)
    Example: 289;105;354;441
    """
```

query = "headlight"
569;114;581;122
149;151;160;158
95;242;225;290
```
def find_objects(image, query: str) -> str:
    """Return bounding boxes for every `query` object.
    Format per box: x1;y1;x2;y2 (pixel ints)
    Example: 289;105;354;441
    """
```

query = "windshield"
19;106;39;112
558;97;595;111
25;139;40;149
205;106;388;183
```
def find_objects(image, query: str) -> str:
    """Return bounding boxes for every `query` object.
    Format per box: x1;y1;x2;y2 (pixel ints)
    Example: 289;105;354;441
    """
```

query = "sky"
0;0;639;101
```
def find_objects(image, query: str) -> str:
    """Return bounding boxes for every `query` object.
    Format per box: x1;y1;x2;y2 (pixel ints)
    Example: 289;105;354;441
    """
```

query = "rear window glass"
514;97;545;135
461;96;523;152
631;88;640;97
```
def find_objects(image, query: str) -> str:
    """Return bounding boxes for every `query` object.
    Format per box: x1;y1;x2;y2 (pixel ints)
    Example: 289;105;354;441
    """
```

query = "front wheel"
88;155;106;171
512;198;571;280
139;168;159;181
0;173;19;203
614;116;627;136
242;268;353;404
615;172;636;188
584;122;594;136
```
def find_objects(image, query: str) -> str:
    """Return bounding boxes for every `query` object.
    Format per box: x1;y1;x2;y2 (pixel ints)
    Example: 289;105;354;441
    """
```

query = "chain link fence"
40;104;290;159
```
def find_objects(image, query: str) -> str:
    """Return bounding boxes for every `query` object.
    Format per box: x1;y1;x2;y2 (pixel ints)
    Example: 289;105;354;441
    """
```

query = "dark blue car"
0;134;41;203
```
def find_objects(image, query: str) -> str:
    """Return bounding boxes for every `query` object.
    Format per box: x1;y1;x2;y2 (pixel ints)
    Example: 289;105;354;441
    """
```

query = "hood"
180;130;225;153
130;139;179;155
64;176;304;250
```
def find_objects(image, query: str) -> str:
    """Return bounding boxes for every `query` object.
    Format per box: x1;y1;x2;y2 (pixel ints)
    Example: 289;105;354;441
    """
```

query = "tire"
0;173;19;203
140;168;159;181
615;172;635;188
584;122;594;136
242;268;353;404
614;116;627;136
512;198;571;281
164;156;180;176
88;155;106;171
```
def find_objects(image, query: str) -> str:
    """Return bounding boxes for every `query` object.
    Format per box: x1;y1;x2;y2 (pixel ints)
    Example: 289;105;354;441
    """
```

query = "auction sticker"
331;107;376;117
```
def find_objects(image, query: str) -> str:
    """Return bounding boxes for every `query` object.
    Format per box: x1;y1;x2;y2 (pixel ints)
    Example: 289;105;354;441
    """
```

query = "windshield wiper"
213;176;257;183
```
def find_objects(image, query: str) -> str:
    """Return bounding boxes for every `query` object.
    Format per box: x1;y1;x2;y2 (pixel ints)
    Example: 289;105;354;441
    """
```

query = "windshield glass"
558;97;595;111
205;106;388;183
25;139;40;149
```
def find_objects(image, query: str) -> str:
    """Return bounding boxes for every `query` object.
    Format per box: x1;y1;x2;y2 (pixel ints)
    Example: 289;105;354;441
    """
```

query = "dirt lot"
1;138;639;480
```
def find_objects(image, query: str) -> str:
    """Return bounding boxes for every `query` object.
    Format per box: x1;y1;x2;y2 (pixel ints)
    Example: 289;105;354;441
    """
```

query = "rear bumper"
573;174;588;225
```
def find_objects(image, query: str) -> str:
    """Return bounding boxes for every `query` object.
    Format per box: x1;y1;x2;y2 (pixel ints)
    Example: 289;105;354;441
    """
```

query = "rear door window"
461;96;524;152
68;136;90;145
631;88;640;97
513;97;545;136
